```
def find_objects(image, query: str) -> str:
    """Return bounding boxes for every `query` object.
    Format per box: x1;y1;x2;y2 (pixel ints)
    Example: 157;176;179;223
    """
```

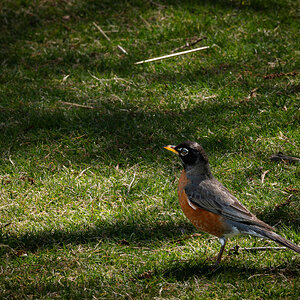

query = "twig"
229;245;287;254
261;170;270;183
117;45;128;55
93;22;128;55
270;152;300;163
264;71;298;79
62;74;70;82
59;101;95;109
134;46;209;65
8;156;15;167
241;247;287;252
127;172;136;194
0;222;11;229
170;36;207;53
93;22;111;42
284;187;299;194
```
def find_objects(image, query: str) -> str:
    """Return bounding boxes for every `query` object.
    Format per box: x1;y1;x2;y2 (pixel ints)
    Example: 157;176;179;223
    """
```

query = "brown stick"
0;222;11;229
264;71;298;79
171;36;207;53
270;152;300;163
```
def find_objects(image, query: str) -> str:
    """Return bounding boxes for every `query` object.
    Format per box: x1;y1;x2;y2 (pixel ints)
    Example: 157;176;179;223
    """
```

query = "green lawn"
0;0;299;298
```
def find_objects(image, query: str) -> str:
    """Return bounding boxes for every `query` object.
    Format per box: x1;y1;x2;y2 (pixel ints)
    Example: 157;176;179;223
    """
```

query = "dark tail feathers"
260;230;300;254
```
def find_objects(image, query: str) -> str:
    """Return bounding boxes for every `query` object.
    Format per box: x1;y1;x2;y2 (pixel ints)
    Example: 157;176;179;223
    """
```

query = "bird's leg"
214;237;226;266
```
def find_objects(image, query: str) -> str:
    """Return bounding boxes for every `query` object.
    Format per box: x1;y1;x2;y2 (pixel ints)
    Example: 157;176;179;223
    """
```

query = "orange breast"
177;170;229;238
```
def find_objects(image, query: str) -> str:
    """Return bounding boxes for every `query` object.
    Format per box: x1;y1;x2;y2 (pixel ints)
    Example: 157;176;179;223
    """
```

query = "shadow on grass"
2;204;298;255
1;0;293;84
2;258;298;299
1;218;196;253
0;0;287;43
154;256;299;282
0;94;250;164
1;0;297;164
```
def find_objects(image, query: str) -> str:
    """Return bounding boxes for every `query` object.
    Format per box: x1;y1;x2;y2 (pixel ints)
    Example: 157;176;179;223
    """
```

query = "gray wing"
184;178;274;230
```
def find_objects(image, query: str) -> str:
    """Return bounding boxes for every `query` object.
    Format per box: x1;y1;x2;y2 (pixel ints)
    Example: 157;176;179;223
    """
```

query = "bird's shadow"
141;255;299;282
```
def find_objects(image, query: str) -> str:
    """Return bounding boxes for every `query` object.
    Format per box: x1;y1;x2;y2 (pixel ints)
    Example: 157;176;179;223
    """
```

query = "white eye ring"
179;148;189;156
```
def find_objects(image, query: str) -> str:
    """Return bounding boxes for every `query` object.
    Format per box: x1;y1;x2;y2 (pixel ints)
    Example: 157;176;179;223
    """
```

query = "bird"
164;140;300;265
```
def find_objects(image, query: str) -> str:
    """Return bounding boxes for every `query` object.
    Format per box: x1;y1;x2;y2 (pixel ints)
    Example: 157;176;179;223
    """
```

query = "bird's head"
164;141;210;174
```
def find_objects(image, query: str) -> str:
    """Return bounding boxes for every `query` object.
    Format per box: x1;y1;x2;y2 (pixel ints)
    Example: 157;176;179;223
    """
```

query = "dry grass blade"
93;22;128;54
93;22;111;42
261;170;270;183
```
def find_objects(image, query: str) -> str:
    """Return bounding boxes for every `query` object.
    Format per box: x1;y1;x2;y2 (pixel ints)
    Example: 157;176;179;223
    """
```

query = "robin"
164;141;300;265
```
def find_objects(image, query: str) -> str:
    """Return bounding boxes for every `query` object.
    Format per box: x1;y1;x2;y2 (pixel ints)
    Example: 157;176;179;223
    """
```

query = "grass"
0;0;299;298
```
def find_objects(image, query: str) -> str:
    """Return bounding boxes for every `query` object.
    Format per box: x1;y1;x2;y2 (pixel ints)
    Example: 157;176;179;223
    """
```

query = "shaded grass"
0;0;299;298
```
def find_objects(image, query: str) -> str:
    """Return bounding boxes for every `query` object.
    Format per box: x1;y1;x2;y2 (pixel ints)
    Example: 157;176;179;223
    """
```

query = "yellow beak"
164;145;179;154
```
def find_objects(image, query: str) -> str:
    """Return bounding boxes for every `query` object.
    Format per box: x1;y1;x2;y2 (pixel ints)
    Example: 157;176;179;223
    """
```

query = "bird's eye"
180;148;189;156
